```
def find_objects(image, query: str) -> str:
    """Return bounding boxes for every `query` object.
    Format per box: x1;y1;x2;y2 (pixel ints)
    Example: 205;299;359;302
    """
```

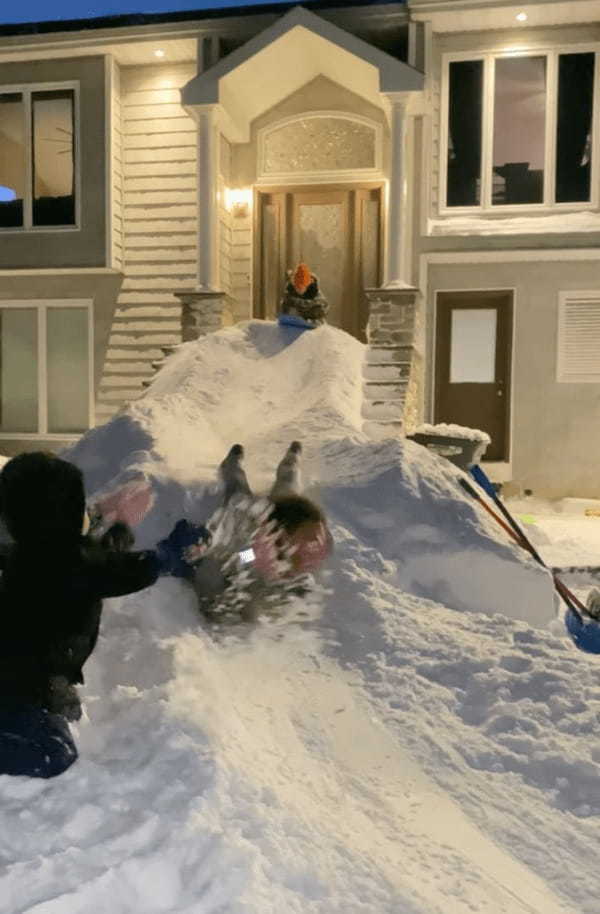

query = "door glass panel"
493;57;546;205
262;203;279;320
32;89;75;226
450;308;497;383
297;202;343;328
0;93;25;228
47;307;89;433
0;309;38;432
361;198;380;288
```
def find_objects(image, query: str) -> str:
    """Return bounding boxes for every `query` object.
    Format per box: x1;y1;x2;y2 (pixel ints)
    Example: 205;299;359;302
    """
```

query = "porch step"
366;345;414;365
363;419;403;439
364;379;410;398
362;399;406;421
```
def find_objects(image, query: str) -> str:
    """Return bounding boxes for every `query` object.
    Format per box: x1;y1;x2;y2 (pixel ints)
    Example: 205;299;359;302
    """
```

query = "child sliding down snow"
0;452;199;779
166;442;333;624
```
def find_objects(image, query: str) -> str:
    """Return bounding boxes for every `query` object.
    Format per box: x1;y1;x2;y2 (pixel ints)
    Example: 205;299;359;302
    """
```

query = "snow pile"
429;210;600;235
2;320;599;914
67;320;553;627
414;422;491;444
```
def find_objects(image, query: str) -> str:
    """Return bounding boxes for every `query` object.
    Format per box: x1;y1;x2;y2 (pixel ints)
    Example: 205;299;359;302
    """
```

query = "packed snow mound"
66;320;555;627
3;320;598;914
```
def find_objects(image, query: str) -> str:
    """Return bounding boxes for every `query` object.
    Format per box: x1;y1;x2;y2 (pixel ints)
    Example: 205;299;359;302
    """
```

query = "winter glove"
100;521;135;553
565;607;600;654
155;519;212;578
47;676;82;722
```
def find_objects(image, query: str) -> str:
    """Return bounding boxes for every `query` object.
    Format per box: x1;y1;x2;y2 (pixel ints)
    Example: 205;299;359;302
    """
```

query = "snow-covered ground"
1;322;599;914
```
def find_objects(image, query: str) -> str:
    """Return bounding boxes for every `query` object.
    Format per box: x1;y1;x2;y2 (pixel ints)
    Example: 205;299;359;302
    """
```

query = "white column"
196;106;219;290
384;94;410;289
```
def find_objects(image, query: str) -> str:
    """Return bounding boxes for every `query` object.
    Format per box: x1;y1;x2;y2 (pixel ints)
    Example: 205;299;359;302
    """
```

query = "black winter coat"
0;536;160;712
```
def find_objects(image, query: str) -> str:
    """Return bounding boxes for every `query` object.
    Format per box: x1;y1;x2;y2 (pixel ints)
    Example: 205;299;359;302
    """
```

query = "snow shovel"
463;465;600;655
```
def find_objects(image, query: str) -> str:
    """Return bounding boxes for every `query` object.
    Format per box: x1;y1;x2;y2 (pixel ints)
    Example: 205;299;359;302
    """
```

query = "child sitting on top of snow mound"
0;452;200;779
166;441;334;624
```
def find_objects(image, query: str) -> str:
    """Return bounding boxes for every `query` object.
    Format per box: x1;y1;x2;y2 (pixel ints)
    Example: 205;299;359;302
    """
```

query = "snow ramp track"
66;320;555;628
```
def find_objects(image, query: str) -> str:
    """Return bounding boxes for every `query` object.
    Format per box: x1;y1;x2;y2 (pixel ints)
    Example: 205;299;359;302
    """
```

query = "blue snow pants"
0;707;78;778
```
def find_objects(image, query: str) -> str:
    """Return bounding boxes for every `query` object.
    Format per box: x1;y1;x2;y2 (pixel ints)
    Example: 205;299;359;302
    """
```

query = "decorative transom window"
557;292;600;383
442;50;597;211
258;113;382;182
0;82;78;230
0;301;92;436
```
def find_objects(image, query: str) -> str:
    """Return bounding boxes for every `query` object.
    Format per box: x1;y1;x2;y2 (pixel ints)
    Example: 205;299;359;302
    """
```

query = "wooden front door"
435;291;513;461
255;185;382;340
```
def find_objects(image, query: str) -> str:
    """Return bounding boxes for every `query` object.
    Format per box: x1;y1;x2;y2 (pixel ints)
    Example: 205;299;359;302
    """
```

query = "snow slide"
2;321;596;914
67;321;554;628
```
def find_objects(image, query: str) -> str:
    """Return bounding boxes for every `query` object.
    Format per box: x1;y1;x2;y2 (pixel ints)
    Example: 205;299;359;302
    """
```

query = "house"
1;0;599;497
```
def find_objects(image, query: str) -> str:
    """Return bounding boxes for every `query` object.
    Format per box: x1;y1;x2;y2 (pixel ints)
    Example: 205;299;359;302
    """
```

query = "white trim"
556;290;600;383
422;248;600;265
431;286;516;464
104;57;113;269
0;434;82;442
38;305;47;436
438;47;598;216
0;79;81;234
0;298;93;437
0;268;121;276
256;112;384;185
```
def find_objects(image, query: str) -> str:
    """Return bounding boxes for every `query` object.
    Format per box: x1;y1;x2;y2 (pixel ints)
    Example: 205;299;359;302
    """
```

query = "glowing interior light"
225;187;252;215
0;185;16;202
154;49;166;58
516;12;528;21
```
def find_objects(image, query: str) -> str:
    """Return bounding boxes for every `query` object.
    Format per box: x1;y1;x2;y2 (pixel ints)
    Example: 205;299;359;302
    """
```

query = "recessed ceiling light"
516;12;528;21
154;49;166;58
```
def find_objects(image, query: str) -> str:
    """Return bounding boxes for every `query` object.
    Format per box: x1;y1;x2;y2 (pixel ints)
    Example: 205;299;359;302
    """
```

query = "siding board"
98;63;198;418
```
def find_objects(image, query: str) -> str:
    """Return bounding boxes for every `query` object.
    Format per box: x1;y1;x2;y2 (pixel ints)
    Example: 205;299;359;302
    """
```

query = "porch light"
225;187;252;218
154;49;166;58
516;12;528;21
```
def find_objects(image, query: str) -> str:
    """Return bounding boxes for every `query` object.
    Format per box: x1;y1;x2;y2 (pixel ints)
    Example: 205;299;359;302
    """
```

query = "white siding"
97;63;197;421
110;59;123;271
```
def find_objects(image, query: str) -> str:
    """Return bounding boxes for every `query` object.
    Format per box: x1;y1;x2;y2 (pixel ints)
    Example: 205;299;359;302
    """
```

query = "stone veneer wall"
363;289;423;438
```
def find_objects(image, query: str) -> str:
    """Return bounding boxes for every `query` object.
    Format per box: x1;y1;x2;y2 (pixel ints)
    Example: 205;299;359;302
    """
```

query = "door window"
450;308;497;383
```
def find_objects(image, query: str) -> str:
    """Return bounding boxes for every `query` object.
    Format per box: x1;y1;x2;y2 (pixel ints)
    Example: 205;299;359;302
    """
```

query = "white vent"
557;292;600;383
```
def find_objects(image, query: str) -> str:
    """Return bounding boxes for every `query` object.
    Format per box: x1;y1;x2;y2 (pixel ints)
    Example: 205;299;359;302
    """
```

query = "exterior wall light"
154;49;166;58
516;12;528;21
225;187;252;218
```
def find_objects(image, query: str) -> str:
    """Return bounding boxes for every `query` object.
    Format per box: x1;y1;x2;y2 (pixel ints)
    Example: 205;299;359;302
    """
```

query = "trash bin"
406;423;490;472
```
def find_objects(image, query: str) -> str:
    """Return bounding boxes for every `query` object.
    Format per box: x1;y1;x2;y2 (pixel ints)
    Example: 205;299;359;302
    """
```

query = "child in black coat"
0;452;203;779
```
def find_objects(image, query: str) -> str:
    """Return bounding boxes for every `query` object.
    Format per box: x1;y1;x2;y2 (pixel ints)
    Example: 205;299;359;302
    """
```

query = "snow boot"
271;441;302;498
219;444;252;505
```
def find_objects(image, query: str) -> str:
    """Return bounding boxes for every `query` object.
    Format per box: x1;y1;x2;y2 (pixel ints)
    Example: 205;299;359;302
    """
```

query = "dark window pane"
447;60;483;206
47;307;89;433
556;53;595;203
0;309;38;433
0;93;24;228
32;89;75;226
493;56;546;205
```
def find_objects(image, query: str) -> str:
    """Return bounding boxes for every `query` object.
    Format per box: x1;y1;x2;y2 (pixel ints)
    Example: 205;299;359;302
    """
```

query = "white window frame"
0;80;81;233
557;290;600;383
439;46;600;216
0;299;94;439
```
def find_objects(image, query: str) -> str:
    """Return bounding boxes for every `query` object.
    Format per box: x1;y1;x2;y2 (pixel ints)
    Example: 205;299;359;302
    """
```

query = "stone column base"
174;289;233;342
363;287;423;437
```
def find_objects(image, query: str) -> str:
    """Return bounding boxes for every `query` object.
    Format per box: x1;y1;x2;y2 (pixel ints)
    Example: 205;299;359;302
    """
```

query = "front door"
255;185;381;340
435;291;513;461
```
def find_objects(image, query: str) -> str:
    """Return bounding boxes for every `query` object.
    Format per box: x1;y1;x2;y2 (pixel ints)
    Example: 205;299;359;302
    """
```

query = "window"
0;302;91;435
444;51;596;210
557;292;600;382
0;84;77;229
